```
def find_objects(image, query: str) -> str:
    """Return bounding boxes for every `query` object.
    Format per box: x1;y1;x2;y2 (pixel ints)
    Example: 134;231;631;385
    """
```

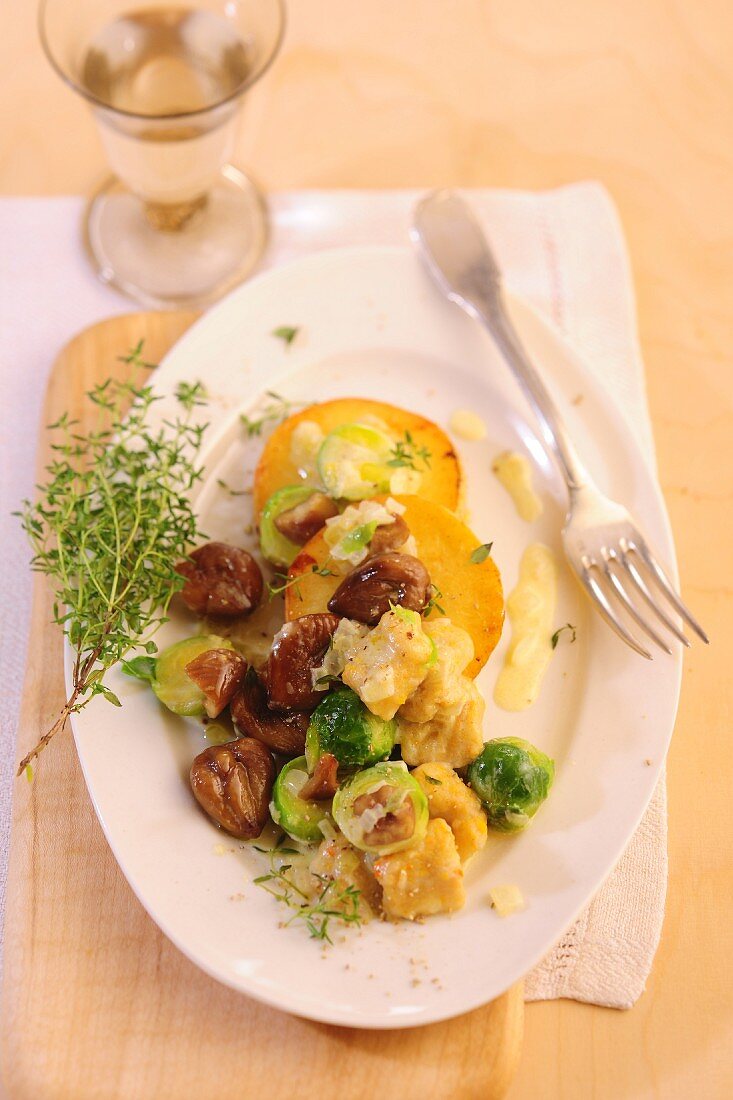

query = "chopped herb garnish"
15;352;207;775
470;542;493;564
425;775;442;786
267;563;336;600
423;583;446;617
387;430;432;471
272;326;300;347
25;764;34;784
240;391;302;438
216;478;251;497
254;852;363;944
551;623;577;649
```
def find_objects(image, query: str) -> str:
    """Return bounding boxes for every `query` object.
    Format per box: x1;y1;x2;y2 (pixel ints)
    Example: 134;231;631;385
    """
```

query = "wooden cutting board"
0;313;523;1100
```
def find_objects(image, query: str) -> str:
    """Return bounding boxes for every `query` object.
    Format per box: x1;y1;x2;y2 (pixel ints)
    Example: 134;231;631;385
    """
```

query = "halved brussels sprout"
305;687;395;770
317;423;394;500
152;635;235;716
332;762;429;855
259;485;320;568
467;736;555;832
271;755;331;843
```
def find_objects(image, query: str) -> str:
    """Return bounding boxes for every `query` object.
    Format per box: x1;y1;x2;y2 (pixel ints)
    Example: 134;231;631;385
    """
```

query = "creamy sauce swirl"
449;409;487;441
492;451;543;522
494;543;557;711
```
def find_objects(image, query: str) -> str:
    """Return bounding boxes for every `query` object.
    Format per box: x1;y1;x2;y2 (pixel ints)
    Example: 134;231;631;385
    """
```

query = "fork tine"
621;553;690;647
579;568;652;659
603;562;672;654
634;543;710;644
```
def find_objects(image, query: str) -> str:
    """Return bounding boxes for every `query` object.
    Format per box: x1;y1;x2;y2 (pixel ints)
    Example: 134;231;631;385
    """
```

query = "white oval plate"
70;247;680;1029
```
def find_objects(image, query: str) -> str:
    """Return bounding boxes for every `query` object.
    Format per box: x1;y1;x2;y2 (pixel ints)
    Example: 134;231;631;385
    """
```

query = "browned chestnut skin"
368;514;411;557
299;753;339;801
274;492;339;546
230;668;308;755
184;648;247;719
353;783;416;846
328;552;430;625
266;613;341;712
189;737;275;839
175;542;263;618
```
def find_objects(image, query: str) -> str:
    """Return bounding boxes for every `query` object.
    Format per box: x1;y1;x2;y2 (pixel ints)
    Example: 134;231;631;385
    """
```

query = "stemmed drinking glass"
40;0;286;308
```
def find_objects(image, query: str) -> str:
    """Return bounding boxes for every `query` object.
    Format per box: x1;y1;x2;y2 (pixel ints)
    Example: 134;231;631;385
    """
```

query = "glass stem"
144;194;208;231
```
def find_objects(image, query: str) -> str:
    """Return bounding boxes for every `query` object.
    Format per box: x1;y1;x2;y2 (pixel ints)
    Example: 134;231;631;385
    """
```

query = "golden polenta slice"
253;398;461;517
285;495;504;677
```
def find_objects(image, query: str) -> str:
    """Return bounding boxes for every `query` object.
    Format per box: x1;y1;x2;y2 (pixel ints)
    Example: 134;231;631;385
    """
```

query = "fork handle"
412;190;591;496
475;289;591;494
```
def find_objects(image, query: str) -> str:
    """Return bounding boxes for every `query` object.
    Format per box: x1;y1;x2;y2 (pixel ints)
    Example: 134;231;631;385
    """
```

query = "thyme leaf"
551;623;577;649
470;542;493;564
423;583;446;618
272;326;300;347
216;478;250;497
240;391;302;437
121;655;158;684
387;430;432;471
254;851;363;944
267;563;336;600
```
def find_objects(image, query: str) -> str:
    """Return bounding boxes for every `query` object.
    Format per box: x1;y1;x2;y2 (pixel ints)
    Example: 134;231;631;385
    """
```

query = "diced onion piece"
489;883;525;917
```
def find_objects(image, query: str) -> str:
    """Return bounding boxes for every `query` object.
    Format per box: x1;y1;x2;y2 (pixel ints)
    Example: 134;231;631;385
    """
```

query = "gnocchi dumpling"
412;762;488;862
399;679;486;768
373;818;465;920
398;619;475;724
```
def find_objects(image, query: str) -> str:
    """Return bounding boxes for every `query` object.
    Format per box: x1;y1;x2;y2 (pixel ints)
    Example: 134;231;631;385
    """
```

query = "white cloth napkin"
0;184;665;1009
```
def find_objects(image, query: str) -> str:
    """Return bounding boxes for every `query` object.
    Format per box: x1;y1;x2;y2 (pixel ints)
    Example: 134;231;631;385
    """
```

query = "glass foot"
83;165;268;310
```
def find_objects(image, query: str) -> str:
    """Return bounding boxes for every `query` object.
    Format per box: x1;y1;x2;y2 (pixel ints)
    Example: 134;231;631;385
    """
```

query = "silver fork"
412;190;708;658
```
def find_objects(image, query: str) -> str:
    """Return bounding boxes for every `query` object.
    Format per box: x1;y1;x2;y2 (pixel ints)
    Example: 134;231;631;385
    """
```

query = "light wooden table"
2;2;732;1097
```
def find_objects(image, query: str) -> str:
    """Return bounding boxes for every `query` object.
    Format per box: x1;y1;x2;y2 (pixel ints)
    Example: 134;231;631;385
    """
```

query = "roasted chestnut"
274;492;339;545
298;752;339;801
184;648;247;718
175;542;263;618
230;668;308;755
189;737;275;839
368;514;411;556
352;783;417;847
328;552;430;624
266;613;341;712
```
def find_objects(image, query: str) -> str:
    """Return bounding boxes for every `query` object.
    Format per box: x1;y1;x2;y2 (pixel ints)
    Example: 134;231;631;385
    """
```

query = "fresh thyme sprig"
240;391;302;438
387;430;432;471
423;583;446;617
15;350;208;776
267;563;336;600
175;380;208;411
118;338;157;371
254;851;362;944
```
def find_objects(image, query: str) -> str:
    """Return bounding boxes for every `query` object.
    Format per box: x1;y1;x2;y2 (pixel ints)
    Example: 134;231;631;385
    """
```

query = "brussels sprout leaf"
339;521;379;555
